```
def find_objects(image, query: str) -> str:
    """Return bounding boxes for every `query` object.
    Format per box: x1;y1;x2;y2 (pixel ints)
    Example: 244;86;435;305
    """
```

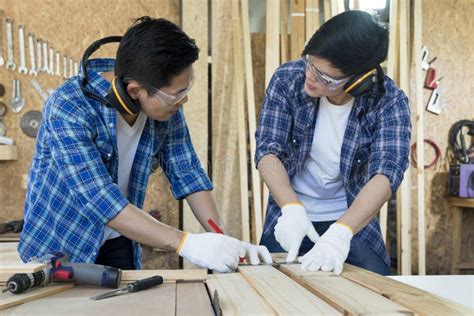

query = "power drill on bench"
3;252;122;294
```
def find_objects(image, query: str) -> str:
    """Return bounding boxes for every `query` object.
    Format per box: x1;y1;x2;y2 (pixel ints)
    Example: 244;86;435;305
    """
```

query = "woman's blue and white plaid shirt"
255;60;411;266
18;59;212;268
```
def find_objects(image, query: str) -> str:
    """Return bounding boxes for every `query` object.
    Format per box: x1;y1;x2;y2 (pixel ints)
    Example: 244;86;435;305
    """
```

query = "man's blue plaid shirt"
255;60;411;266
18;59;212;269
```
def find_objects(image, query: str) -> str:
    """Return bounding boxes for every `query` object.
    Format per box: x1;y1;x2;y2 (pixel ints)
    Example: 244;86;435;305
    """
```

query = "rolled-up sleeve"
159;109;213;200
49;114;128;226
367;94;412;193
255;73;292;168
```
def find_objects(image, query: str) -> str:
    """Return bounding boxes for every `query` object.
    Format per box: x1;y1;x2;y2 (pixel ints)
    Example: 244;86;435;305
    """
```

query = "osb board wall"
0;0;180;269
409;0;474;274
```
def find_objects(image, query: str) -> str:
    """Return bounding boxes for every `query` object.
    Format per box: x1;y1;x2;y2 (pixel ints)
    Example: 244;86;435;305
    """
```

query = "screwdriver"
90;275;163;301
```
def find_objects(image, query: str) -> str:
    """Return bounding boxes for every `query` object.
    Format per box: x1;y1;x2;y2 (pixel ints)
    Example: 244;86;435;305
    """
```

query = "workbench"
1;246;472;315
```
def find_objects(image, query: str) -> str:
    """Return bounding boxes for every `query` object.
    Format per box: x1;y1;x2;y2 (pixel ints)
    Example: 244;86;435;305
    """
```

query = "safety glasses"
125;74;194;107
304;55;350;90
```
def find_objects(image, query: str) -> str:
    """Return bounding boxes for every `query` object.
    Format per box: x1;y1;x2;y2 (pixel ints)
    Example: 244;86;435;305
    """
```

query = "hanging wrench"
55;51;60;77
18;25;28;74
36;38;42;72
63;55;67;80
42;40;48;72
0;10;5;66
28;33;37;76
6;18;16;70
49;45;54;75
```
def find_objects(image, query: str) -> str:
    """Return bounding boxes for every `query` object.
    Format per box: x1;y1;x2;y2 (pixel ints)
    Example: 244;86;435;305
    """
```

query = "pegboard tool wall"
0;0;180;254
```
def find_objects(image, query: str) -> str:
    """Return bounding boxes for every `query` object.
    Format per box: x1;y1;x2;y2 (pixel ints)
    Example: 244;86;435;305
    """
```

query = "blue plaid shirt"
19;59;213;269
255;60;411;266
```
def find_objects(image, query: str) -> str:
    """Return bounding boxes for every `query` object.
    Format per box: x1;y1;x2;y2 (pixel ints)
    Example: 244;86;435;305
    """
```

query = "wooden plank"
206;273;275;315
413;0;425;276
0;263;47;274
449;198;474;208
1;283;176;315
323;0;331;21
176;282;213;316
280;0;289;64
342;264;473;315
290;0;305;61
231;0;251;243
241;0;263;243
305;276;413;315
450;206;463;275
0;283;75;311
398;0;412;276
121;269;207;282
305;0;319;42
181;0;209;266
238;265;341;315
0;145;18;161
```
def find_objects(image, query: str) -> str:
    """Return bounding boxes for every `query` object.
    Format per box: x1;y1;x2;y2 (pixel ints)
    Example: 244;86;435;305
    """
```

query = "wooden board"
290;0;305;60
0;263;47;274
121;269;207;282
280;0;289;64
0;145;17;160
206;273;275;315
305;0;320;41
181;0;209;267
238;265;340;315
241;0;263;243
342;264;472;315
0;283;75;311
176;282;213;315
1;282;176;315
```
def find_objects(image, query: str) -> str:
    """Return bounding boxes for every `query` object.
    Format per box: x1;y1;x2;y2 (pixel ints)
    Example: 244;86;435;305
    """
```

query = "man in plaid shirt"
19;17;271;271
256;11;411;275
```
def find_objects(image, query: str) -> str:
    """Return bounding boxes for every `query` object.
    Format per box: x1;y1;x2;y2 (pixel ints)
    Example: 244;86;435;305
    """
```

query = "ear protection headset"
343;64;385;97
80;36;140;116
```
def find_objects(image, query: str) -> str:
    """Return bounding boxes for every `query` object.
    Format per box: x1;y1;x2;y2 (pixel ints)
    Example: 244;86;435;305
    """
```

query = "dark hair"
115;16;199;92
302;10;388;76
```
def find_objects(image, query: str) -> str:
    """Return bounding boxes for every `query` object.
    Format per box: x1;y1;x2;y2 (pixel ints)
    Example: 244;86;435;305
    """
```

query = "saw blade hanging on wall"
20;110;42;138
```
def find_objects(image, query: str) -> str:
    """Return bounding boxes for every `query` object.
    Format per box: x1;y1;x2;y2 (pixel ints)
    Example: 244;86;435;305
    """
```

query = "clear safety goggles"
304;55;351;90
125;75;194;107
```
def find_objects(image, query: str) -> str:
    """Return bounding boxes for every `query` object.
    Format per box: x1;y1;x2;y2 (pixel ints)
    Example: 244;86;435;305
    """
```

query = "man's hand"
239;241;273;265
299;222;353;275
177;232;242;272
274;203;319;262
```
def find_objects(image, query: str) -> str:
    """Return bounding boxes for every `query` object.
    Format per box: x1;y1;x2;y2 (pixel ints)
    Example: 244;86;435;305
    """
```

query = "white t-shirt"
291;96;354;222
101;111;147;245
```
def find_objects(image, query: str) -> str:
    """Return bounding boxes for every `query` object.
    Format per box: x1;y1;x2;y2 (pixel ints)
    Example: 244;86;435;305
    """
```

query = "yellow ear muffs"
343;68;377;97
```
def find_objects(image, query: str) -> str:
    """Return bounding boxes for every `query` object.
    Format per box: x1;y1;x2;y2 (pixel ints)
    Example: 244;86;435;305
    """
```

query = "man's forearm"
185;190;224;233
338;174;392;234
108;203;183;251
258;154;299;207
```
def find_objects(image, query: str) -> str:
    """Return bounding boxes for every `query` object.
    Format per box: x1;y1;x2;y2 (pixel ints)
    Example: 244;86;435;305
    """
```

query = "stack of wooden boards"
0;248;470;315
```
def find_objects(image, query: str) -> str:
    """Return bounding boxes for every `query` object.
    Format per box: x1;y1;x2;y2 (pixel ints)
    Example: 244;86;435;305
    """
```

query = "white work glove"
239;241;273;265
299;222;353;275
274;203;320;262
177;232;241;273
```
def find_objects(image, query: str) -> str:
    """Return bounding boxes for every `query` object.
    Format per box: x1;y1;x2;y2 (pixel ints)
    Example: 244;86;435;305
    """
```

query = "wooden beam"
0;283;75;311
121;269;207;282
232;0;251;242
398;0;412;276
305;0;320;42
181;0;209;264
413;0;426;276
0;263;47;274
323;0;331;21
176;282;213;315
290;0;305;60
206;273;275;314
280;0;289;64
238;265;340;314
342;264;473;315
241;0;263;242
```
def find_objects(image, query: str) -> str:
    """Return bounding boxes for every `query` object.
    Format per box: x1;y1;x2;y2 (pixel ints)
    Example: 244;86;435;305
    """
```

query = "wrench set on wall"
0;11;80;141
1;16;79;79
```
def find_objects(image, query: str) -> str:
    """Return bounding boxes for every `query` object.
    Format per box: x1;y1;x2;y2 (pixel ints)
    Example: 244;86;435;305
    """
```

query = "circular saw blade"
20;110;42;138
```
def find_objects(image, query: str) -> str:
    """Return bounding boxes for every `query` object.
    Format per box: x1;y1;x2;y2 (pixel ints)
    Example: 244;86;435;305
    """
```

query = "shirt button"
107;153;112;158
293;139;297;143
357;159;361;163
108;123;114;128
92;252;97;256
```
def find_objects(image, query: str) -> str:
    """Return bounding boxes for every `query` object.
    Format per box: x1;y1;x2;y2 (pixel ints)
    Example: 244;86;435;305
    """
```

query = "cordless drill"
4;252;122;294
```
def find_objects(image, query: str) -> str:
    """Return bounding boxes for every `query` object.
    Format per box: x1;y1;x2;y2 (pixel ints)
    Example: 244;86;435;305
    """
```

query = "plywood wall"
0;0;180;269
409;0;474;274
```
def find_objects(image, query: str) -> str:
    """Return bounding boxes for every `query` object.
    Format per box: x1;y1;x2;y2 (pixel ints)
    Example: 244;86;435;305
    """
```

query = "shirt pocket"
95;139;115;163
